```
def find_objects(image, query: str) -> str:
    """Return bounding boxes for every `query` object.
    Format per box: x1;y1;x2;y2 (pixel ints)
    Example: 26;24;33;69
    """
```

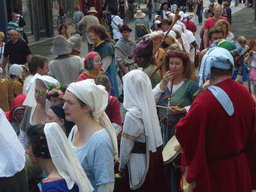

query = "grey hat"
51;35;74;55
68;34;82;53
9;64;23;79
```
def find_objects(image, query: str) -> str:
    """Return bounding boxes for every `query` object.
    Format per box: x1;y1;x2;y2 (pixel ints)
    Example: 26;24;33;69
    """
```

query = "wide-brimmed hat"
131;38;153;57
134;9;146;19
68;34;82;52
120;24;132;32
51;35;74;55
88;7;98;13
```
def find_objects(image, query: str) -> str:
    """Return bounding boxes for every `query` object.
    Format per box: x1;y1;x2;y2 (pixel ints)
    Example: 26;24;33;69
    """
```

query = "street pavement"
28;1;253;60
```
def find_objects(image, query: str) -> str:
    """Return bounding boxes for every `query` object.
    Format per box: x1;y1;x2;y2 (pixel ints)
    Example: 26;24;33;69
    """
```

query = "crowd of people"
1;0;256;192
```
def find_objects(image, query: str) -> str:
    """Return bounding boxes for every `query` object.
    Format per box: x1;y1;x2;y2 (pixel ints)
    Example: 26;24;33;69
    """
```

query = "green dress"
93;39;120;98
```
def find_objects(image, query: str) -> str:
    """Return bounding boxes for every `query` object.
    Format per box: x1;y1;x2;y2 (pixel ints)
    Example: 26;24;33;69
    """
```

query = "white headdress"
173;24;191;53
23;74;60;113
165;31;183;50
123;70;163;152
9;64;23;79
0;109;26;177
44;122;94;192
67;79;118;160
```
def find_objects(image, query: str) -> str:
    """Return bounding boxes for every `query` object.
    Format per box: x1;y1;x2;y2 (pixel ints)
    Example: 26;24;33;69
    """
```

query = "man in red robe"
175;47;256;192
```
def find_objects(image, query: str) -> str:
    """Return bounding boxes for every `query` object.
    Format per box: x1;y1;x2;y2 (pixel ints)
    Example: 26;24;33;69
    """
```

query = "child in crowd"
238;36;249;54
222;1;232;25
244;40;256;94
47;84;67;106
235;36;250;88
96;74;122;138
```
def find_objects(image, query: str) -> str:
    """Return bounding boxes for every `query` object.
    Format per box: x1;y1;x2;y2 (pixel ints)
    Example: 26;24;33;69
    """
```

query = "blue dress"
42;179;79;192
68;129;114;192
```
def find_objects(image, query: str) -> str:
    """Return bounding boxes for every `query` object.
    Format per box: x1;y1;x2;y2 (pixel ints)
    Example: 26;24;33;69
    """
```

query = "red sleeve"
105;96;122;126
175;101;211;192
246;112;256;189
221;16;229;22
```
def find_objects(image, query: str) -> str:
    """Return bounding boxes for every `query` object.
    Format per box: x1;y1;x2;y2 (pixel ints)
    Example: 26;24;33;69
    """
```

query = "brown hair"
165;50;198;81
95;75;111;93
87;24;110;40
223;1;229;7
208;26;224;40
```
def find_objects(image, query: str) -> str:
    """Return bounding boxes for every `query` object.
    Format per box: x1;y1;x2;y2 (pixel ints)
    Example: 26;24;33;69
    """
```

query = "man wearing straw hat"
175;47;256;192
78;7;99;53
134;10;150;41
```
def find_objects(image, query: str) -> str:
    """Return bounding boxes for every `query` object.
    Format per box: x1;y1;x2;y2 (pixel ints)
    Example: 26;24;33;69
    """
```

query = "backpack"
19;16;26;27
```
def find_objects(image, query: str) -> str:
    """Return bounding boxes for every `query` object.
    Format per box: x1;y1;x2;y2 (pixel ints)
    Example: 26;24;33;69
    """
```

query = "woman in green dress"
87;24;119;98
153;50;199;192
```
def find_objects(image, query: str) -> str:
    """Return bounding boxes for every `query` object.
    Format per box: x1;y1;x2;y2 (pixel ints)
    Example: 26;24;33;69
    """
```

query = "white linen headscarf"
123;70;163;152
165;31;183;50
44;122;94;192
0;109;26;177
23;74;60;114
67;79;118;160
173;24;190;53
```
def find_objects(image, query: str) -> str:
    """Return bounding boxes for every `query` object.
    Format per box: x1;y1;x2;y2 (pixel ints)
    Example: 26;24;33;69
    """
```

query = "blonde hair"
215;19;230;35
237;36;247;45
0;32;5;39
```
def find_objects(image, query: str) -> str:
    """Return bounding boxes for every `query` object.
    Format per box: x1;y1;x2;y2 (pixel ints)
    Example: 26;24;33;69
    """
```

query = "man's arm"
2;56;8;76
203;28;209;49
17;32;25;42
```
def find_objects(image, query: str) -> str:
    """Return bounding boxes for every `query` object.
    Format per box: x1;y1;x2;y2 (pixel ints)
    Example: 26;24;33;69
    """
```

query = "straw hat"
68;34;82;52
134;9;146;19
51;35;74;55
88;7;98;13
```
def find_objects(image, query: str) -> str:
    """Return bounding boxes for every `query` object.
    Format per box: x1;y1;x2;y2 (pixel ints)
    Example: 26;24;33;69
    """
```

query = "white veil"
23;74;60;113
123;70;163;152
0;109;26;177
44;122;94;192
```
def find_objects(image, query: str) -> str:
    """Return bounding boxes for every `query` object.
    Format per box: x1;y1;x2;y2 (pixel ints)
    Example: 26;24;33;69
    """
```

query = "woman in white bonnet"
63;79;118;192
19;75;60;148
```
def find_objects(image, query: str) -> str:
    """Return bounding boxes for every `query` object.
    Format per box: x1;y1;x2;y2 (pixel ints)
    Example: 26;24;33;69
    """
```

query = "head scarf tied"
67;80;118;160
44;122;94;192
123;70;163;152
199;47;234;116
84;52;99;70
199;47;234;87
0;109;26;177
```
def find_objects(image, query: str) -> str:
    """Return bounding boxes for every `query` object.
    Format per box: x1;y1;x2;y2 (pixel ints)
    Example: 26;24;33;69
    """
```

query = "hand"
174;143;183;153
202;80;211;91
235;74;243;83
168;106;186;115
160;71;173;90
